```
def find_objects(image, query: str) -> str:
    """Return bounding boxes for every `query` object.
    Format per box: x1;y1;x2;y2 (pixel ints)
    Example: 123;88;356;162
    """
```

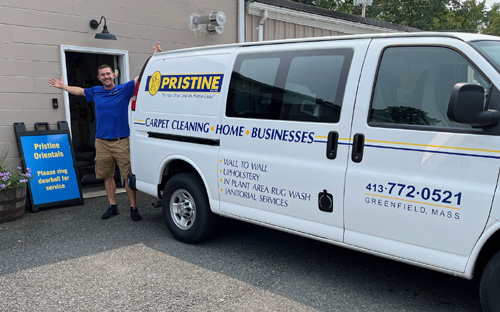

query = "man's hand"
153;41;162;53
48;76;64;89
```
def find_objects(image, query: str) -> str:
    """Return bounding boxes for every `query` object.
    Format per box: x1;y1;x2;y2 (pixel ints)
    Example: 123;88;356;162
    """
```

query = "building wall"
246;15;344;42
0;0;401;165
0;0;237;163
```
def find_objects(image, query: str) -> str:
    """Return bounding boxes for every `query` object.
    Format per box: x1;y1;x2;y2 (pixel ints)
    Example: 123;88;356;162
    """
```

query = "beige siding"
245;15;257;42
245;15;347;42
0;0;237;162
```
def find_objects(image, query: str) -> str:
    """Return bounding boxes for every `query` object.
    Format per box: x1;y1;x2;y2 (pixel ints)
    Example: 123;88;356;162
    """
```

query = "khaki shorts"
94;137;131;179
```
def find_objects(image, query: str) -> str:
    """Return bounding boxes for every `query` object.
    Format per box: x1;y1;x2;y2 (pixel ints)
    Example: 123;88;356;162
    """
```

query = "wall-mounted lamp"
193;11;226;35
90;16;117;40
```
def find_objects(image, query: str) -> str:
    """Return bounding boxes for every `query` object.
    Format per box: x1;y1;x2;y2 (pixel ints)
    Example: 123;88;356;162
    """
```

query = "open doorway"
61;46;130;188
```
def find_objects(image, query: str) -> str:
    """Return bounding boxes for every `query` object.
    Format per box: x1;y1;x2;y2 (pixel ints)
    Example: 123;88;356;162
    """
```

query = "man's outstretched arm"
48;76;85;96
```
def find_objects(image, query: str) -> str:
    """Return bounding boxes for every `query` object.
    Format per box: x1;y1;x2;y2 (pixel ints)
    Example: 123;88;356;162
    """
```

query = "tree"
484;3;500;35
289;0;490;33
435;0;486;32
367;0;449;30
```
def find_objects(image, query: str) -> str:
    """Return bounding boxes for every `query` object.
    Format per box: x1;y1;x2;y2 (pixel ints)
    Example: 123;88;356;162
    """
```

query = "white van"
129;32;500;311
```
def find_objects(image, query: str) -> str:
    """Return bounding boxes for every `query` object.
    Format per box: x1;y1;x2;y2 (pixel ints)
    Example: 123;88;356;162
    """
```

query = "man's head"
97;64;116;90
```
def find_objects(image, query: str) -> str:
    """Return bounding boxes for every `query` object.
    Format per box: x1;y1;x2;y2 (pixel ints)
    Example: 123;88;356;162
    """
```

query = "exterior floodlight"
193;11;226;26
208;24;224;35
192;11;226;35
90;16;117;40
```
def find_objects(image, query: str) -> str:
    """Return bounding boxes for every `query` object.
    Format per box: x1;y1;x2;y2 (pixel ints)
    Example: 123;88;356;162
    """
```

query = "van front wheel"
480;250;500;311
162;173;218;243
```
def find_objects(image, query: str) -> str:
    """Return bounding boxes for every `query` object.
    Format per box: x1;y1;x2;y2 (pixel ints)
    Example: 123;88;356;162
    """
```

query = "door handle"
351;133;365;163
326;131;339;160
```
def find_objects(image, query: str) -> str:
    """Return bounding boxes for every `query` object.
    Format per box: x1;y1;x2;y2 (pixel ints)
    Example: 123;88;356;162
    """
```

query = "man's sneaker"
102;205;119;220
130;207;142;221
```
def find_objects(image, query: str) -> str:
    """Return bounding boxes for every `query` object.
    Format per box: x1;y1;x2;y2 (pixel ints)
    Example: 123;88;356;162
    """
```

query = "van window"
227;49;353;123
369;46;489;129
471;40;500;73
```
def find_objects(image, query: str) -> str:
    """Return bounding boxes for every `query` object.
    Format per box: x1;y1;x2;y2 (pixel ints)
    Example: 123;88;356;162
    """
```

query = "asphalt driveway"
0;190;481;311
0;191;316;312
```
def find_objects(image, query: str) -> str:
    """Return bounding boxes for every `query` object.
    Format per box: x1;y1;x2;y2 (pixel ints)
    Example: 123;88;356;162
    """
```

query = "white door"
344;37;500;272
218;40;370;242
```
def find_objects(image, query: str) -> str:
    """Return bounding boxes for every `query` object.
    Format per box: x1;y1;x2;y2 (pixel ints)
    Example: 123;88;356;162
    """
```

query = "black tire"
161;172;218;243
480;250;500;312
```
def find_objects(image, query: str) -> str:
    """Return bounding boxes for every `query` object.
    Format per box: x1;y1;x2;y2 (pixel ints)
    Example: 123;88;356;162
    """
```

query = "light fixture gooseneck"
89;16;117;40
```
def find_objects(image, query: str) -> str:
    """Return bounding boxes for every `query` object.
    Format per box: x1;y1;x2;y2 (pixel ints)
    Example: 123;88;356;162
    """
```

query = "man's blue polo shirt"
84;80;136;139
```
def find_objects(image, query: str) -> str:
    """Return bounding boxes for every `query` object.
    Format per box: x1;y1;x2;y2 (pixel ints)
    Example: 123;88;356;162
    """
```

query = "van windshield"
471;40;500;72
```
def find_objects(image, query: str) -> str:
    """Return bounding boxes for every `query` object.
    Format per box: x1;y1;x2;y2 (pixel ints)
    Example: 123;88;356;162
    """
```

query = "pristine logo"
145;71;224;95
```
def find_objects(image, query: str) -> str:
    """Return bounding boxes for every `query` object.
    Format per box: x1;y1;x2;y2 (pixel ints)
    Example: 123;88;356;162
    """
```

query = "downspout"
238;0;245;43
257;10;268;42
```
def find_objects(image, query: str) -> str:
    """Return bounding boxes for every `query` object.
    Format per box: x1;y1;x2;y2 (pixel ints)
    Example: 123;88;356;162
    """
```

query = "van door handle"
351;133;365;163
326;131;339;160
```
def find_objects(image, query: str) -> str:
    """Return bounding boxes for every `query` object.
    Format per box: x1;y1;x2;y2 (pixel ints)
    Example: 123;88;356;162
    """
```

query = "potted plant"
0;151;33;223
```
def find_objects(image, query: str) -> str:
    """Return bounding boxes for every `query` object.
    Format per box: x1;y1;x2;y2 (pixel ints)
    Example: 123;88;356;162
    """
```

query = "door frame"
59;45;130;134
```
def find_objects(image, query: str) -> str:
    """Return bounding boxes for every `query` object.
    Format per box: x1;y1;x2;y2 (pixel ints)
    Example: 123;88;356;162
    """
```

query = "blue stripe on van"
315;140;500;159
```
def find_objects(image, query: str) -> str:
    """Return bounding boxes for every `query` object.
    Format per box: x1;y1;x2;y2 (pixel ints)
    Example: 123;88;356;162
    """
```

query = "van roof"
155;32;500;57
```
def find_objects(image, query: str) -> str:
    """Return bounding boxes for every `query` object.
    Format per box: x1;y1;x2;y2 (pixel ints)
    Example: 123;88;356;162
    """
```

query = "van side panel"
218;40;371;242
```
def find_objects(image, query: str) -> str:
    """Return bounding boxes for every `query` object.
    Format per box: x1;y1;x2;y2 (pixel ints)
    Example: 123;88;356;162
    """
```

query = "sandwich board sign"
14;122;83;212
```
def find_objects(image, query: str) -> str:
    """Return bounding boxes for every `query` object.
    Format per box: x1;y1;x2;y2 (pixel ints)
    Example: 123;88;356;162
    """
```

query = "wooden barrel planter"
0;187;27;223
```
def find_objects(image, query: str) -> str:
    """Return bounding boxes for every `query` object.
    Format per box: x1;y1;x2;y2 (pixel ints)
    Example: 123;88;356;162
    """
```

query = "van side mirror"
447;83;499;127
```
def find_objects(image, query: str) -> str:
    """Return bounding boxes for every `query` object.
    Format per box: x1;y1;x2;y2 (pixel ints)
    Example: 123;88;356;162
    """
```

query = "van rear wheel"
162;173;218;243
480;250;500;311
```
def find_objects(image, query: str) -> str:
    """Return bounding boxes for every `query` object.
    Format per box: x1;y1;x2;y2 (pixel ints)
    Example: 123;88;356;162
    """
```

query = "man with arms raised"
49;66;141;221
